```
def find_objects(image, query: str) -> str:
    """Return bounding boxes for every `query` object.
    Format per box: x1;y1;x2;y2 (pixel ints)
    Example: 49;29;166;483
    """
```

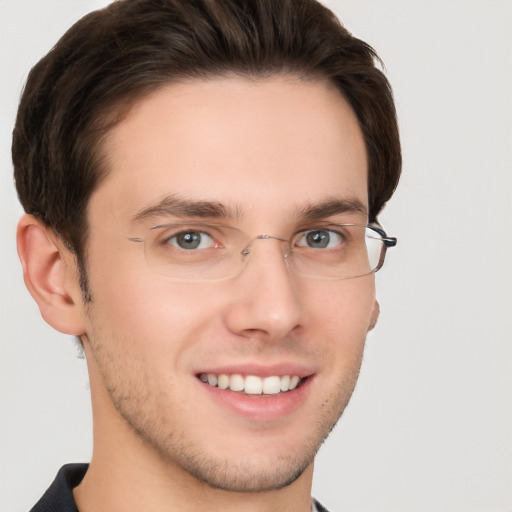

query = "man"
13;0;401;510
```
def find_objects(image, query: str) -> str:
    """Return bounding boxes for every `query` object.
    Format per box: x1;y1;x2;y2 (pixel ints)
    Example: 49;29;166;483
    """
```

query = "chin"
146;397;345;493
167;446;316;493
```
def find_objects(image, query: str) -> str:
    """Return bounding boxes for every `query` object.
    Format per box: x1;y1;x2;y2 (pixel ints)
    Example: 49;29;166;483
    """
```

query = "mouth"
198;373;304;396
196;367;315;421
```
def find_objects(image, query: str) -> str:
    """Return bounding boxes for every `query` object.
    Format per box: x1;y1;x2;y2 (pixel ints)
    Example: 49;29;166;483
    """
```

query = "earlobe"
16;214;86;335
368;300;380;331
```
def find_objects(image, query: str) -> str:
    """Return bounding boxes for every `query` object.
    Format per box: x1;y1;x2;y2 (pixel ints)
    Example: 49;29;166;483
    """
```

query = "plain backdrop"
1;1;511;511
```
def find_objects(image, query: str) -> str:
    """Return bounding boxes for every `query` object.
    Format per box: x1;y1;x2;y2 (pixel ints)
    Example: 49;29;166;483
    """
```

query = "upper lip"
194;362;315;379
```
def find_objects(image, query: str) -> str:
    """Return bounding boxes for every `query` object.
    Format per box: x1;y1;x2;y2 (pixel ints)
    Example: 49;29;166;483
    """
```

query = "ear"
368;300;380;332
16;214;86;335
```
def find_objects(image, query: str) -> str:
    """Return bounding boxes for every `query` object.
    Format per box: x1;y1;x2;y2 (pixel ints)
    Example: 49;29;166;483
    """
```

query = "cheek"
308;276;375;325
303;277;375;358
83;276;225;410
93;279;220;340
84;244;224;358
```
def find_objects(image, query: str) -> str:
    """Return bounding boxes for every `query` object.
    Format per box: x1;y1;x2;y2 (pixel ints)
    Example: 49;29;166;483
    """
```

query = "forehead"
89;75;368;228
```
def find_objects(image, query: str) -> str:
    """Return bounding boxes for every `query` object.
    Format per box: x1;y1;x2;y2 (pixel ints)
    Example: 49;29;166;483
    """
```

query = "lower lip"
197;376;314;422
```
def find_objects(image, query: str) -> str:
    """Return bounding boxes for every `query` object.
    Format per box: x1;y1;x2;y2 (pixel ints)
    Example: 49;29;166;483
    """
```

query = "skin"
17;75;378;512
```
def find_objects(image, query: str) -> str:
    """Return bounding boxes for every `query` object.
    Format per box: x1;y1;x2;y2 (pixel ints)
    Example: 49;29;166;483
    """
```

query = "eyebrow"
297;198;368;221
131;194;243;223
131;194;367;225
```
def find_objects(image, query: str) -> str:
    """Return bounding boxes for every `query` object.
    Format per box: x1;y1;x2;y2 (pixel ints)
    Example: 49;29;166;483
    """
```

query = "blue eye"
167;230;214;250
298;229;343;249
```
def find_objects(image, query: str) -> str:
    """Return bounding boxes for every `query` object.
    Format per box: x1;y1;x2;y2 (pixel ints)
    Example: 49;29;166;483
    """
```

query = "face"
79;76;377;492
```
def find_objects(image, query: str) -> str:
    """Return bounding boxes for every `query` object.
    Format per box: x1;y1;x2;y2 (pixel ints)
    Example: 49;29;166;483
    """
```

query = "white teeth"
289;376;300;390
229;374;244;392
200;373;303;395
263;376;281;394
217;374;230;389
244;375;263;395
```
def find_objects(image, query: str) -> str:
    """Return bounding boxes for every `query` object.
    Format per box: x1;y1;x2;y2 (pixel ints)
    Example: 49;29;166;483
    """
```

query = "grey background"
1;1;511;511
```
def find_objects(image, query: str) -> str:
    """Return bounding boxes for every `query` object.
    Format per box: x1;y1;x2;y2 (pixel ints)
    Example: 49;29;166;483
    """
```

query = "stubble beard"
169;388;359;493
100;359;362;493
86;315;364;493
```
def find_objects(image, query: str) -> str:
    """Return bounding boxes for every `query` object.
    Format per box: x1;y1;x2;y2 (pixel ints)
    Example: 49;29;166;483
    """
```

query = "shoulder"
313;498;332;512
29;464;88;512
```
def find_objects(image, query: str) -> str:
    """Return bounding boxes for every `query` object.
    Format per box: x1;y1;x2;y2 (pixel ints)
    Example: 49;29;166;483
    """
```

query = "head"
13;0;401;497
13;0;400;300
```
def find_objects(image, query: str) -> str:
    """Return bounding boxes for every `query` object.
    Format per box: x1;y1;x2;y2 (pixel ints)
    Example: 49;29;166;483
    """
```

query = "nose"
223;237;301;341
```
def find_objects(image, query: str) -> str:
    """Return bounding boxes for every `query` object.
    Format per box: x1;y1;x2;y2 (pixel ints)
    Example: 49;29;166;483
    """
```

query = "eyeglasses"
128;222;397;282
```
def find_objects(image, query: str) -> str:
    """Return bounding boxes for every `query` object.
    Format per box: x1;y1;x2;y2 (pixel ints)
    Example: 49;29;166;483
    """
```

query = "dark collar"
30;464;88;512
29;464;330;512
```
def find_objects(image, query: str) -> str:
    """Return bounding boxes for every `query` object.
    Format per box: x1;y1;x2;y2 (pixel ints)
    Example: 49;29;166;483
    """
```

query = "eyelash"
163;229;217;250
156;224;349;252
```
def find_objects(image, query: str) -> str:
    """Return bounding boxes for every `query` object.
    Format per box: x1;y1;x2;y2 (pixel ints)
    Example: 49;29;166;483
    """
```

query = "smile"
199;373;302;395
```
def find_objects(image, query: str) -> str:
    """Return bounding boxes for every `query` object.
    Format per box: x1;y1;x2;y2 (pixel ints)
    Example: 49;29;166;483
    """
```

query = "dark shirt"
29;464;330;512
30;464;85;512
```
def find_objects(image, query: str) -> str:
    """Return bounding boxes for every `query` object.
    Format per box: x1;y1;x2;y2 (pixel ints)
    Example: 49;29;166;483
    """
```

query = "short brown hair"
12;0;401;294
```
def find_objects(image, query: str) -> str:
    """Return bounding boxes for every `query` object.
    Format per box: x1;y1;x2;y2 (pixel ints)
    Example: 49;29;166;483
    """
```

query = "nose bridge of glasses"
240;234;291;257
